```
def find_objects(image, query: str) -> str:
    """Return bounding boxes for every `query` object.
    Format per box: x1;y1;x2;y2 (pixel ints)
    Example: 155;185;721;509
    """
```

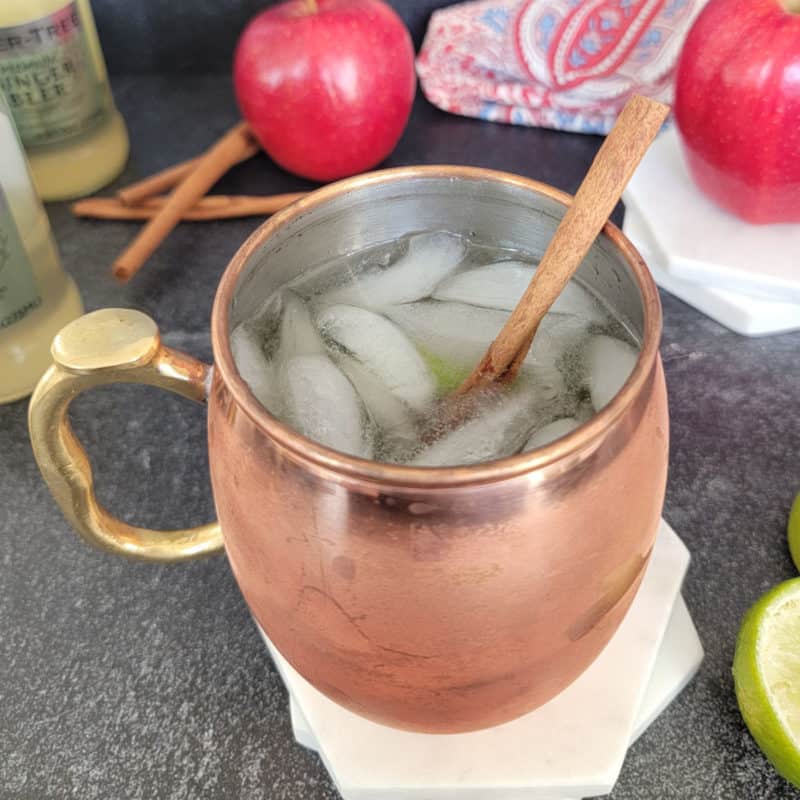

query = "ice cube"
432;262;606;322
432;262;532;310
384;300;567;396
336;355;418;445
553;283;605;323
317;304;436;411
281;354;372;458
230;323;282;412
385;300;510;369
584;335;639;411
534;312;593;366
512;360;565;404
523;416;580;451
278;291;325;361
411;389;537;467
320;231;466;309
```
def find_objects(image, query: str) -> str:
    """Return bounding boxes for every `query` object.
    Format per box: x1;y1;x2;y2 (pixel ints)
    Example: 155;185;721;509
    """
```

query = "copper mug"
28;166;668;733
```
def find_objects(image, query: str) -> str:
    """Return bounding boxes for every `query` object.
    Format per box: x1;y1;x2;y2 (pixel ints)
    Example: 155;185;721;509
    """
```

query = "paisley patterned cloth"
416;0;707;133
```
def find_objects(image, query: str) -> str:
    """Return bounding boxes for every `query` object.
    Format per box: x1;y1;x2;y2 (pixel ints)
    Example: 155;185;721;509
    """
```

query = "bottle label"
0;2;108;146
0;185;41;329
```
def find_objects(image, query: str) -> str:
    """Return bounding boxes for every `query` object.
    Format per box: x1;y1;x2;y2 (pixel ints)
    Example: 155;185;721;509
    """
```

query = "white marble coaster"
623;206;800;337
631;595;703;744
259;519;696;800
624;127;800;303
288;595;703;776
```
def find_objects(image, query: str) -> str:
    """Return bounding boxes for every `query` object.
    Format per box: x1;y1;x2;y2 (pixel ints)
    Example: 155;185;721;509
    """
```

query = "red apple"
233;0;416;182
674;0;800;224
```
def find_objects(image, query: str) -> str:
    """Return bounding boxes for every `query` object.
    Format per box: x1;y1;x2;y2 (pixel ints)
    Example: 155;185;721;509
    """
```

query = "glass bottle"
0;0;129;201
0;90;83;404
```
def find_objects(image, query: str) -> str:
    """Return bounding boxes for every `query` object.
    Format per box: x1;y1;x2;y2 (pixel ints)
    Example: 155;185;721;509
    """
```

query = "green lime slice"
733;577;800;788
788;492;800;573
417;346;471;396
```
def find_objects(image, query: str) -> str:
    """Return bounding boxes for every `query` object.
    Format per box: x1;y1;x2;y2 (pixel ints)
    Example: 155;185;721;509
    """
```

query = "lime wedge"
416;346;471;395
733;578;800;788
788;492;800;572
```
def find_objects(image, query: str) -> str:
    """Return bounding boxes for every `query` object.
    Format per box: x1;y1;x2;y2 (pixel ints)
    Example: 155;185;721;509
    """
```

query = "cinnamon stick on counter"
116;134;260;207
74;193;307;221
116;157;199;206
112;122;259;282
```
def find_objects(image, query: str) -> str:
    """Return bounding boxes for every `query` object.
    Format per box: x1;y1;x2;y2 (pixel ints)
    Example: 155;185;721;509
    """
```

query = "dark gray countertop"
2;74;799;800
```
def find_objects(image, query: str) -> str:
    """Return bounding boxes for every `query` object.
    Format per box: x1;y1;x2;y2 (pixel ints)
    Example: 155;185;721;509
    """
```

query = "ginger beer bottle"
0;89;83;403
0;0;129;200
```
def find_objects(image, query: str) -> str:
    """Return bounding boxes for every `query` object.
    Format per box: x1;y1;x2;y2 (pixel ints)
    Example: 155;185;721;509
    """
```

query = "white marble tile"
289;699;317;751
287;594;703;797
631;595;703;744
623;206;800;337
259;519;693;800
288;598;704;747
624;127;800;303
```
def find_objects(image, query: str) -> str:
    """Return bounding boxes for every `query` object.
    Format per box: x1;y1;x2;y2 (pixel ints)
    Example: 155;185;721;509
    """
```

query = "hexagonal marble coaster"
623;206;800;337
258;519;702;800
288;596;702;782
623;127;800;303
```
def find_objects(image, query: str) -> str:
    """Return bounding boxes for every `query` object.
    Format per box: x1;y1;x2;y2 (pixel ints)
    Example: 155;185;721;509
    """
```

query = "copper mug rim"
211;164;661;488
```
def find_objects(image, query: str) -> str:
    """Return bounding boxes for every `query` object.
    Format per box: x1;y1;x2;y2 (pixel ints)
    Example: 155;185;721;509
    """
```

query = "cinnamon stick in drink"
456;95;669;395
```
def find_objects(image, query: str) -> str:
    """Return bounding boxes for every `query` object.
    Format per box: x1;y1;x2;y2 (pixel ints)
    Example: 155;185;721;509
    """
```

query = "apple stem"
304;0;318;12
781;0;800;12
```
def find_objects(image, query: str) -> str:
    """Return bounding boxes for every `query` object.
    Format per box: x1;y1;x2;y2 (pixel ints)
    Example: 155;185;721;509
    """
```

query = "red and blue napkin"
417;0;706;133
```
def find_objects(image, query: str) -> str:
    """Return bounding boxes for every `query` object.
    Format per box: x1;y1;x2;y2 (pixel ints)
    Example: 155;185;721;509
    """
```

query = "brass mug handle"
28;308;223;561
